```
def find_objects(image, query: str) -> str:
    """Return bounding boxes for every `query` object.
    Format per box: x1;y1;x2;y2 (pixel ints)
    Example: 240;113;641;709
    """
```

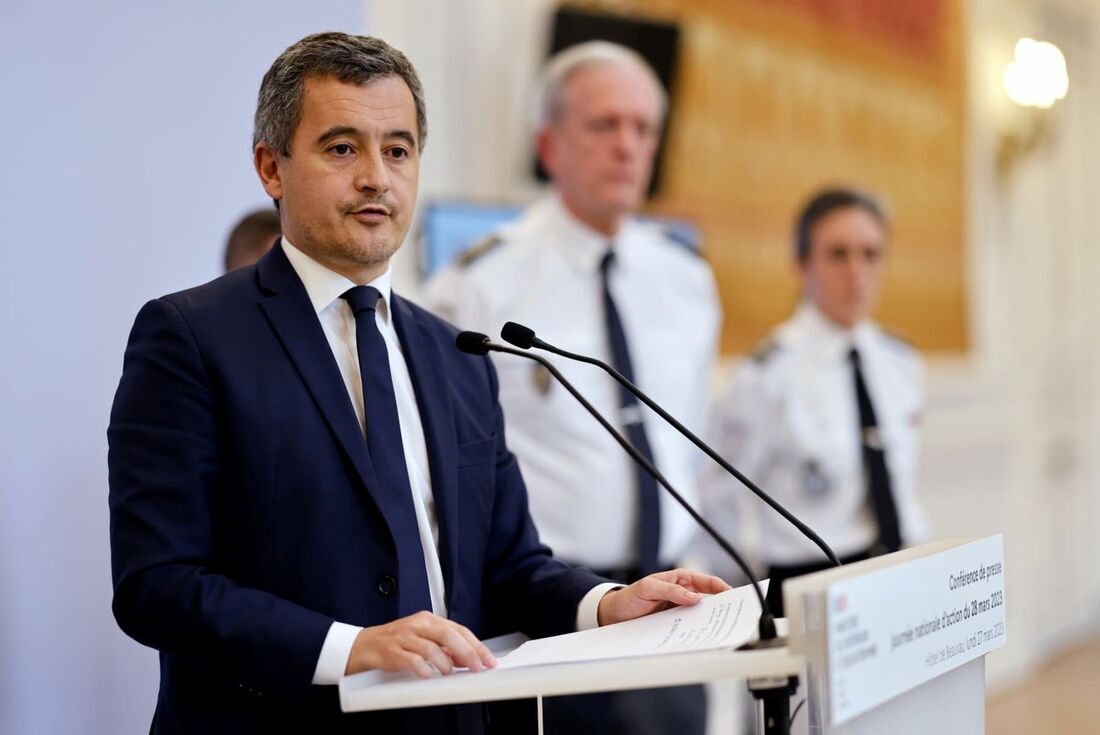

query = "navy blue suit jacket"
108;244;603;733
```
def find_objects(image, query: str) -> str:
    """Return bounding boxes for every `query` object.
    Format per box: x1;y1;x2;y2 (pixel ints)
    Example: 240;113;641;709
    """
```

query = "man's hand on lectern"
345;611;497;679
596;569;732;627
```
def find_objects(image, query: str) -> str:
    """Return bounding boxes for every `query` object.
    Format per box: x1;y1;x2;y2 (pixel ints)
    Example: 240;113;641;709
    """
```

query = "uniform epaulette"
456;234;504;268
881;328;917;353
661;225;702;258
750;338;782;364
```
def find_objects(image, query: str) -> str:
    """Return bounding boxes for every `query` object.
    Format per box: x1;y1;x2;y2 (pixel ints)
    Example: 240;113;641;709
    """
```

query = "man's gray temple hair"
535;40;668;128
253;32;427;156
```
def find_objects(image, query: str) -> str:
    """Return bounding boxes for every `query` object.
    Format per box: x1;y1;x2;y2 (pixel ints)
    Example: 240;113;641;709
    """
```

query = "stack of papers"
496;580;768;670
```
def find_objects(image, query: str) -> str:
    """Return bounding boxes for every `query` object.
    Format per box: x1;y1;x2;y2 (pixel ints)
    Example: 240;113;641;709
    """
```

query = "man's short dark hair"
224;208;281;272
253;32;427;156
794;187;889;262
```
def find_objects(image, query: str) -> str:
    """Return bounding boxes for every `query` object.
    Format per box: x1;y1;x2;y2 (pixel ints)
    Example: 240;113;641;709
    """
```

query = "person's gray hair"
536;40;667;128
253;32;427;156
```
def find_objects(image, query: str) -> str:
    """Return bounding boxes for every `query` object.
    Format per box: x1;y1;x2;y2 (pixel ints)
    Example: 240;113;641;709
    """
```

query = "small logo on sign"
833;594;848;613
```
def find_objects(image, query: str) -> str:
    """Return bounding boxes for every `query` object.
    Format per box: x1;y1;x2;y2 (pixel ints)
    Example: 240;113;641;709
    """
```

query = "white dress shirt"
699;302;928;575
281;239;611;685
422;195;722;570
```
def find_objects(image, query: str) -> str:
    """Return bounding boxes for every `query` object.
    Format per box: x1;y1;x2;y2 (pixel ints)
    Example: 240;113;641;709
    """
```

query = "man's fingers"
395;649;436;680
641;576;703;606
673;570;732;594
654;569;732;595
404;637;454;676
436;625;485;672
350;613;497;678
450;622;497;669
407;617;494;673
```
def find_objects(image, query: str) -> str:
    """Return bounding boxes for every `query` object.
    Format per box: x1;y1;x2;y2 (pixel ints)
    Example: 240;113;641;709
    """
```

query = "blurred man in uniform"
223;207;281;272
424;41;720;734
701;187;928;617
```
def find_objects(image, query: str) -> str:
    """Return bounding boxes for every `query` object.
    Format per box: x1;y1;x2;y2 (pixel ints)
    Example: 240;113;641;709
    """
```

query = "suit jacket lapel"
391;294;460;606
255;245;402;537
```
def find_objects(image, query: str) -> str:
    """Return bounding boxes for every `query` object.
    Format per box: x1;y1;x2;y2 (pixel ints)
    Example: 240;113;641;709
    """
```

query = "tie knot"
342;285;382;315
848;347;861;366
599;248;616;276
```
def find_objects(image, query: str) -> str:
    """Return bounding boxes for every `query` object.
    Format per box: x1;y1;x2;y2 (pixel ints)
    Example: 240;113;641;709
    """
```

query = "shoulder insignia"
660;225;702;258
456;234;504;268
881;328;917;353
750;338;782;364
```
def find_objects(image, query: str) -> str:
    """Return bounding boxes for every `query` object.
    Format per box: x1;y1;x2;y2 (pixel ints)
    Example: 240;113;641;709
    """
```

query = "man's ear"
535;126;557;179
254;143;283;203
792;254;810;293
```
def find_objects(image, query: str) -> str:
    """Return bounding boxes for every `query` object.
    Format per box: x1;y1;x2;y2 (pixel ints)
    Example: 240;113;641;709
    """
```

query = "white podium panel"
785;536;1006;734
340;643;802;713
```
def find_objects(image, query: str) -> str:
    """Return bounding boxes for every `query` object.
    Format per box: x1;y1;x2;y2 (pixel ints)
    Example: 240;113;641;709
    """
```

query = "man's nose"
354;149;391;193
612;124;642;158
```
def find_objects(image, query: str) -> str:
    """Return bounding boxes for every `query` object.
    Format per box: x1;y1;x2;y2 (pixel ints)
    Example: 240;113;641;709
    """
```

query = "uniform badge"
532;364;553;396
802;460;831;500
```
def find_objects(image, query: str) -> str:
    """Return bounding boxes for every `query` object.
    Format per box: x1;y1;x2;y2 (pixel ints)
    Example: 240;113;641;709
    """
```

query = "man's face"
254;75;419;280
798;206;887;328
539;63;662;233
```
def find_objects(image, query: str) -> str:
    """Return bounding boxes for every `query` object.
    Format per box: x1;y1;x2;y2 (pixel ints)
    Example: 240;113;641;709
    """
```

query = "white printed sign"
826;535;1006;725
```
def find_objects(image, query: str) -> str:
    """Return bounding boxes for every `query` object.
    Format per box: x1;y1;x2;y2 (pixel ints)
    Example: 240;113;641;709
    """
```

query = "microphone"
500;321;841;568
456;330;778;640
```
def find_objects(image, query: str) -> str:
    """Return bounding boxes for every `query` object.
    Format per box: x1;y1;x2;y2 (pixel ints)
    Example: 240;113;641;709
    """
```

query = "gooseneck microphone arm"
500;321;840;568
455;331;777;641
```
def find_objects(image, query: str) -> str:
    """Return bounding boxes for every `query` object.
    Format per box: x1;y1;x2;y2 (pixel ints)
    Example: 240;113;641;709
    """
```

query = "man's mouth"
349;204;392;223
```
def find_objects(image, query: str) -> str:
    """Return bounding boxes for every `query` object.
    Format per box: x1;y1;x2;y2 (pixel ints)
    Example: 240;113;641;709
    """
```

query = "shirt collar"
280;236;394;322
544;193;628;275
791;300;874;362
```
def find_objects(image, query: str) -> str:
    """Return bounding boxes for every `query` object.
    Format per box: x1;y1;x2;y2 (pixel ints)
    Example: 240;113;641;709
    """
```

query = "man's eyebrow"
316;126;359;145
315;127;418;149
389;129;417;149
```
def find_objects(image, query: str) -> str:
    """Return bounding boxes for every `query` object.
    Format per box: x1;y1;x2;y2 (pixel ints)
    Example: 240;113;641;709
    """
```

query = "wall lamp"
996;38;1069;180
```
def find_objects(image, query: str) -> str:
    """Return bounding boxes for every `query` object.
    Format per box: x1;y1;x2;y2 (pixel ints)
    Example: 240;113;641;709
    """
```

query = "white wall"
0;3;366;733
925;0;1100;689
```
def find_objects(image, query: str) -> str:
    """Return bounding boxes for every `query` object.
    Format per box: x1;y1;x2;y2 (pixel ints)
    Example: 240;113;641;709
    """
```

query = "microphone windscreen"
455;331;491;355
501;321;536;349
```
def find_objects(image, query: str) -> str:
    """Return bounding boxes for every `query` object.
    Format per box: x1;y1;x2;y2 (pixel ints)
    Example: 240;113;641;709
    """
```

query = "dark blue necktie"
849;347;902;554
342;286;432;615
600;250;661;577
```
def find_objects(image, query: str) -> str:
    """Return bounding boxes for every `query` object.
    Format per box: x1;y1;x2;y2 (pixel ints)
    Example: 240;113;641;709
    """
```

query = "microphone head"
501;321;536;349
455;331;491;356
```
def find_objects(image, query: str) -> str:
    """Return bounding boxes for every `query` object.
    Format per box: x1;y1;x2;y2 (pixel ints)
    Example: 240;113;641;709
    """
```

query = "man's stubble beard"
299;217;404;272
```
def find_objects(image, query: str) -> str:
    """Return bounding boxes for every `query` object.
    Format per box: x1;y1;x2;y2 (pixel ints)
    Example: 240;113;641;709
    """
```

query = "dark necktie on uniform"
849;347;902;554
342;286;432;615
600;250;661;577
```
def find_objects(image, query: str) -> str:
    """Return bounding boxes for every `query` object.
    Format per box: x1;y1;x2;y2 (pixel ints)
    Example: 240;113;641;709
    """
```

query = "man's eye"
330;144;353;156
389;147;408;160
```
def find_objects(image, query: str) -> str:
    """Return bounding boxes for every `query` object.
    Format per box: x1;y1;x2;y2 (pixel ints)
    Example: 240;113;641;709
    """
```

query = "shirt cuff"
312;621;363;685
575;582;625;631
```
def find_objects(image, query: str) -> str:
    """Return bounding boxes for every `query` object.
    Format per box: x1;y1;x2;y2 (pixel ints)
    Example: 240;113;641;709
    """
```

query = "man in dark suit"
108;32;727;734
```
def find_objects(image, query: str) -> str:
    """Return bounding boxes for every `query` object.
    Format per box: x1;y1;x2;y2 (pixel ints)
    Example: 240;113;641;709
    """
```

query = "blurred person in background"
423;41;720;735
224;207;281;271
700;187;928;617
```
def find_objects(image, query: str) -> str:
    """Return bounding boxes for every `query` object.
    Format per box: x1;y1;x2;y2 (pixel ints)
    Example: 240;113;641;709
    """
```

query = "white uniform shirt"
700;302;928;573
422;195;722;569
